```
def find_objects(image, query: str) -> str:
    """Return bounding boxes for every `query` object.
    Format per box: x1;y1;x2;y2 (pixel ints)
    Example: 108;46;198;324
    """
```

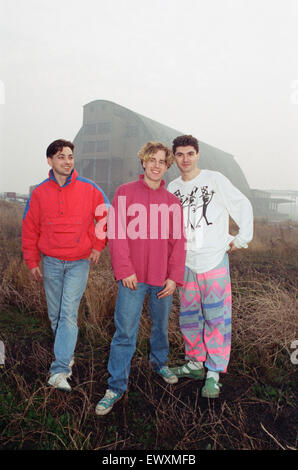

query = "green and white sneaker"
170;362;205;380
156;366;178;384
95;389;123;416
201;377;222;398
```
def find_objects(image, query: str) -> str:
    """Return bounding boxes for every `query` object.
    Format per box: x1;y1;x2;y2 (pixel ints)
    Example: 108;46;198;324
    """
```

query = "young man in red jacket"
95;142;186;416
22;139;109;391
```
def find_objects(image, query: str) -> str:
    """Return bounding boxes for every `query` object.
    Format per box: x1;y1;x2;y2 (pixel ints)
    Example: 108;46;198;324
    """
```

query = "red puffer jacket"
22;169;109;269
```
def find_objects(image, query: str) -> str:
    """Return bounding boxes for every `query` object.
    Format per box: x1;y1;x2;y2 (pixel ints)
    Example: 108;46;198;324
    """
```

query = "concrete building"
73;100;252;202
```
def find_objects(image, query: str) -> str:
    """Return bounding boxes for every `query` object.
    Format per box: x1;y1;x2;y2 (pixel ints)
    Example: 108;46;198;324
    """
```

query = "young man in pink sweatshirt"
95;142;186;416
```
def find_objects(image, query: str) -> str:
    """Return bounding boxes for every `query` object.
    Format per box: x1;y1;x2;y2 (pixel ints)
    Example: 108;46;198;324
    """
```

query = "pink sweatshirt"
108;175;186;286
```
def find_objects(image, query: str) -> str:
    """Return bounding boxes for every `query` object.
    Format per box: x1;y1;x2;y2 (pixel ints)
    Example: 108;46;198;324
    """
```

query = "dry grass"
0;200;297;451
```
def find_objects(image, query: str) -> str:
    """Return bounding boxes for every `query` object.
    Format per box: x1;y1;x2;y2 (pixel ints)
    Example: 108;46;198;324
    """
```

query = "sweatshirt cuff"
114;269;136;281
233;235;249;249
167;271;184;287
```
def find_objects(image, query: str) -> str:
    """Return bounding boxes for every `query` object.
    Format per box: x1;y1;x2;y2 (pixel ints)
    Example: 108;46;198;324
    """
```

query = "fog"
0;0;297;195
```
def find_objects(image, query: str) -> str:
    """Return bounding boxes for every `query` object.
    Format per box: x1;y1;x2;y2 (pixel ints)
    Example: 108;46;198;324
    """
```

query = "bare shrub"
0;201;297;451
0;257;46;315
232;277;297;357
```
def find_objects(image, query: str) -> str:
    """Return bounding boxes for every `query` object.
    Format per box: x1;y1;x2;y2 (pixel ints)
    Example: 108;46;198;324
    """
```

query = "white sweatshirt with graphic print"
167;170;253;273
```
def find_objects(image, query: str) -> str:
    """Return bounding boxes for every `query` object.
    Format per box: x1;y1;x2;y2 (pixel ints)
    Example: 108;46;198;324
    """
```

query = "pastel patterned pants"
179;253;232;373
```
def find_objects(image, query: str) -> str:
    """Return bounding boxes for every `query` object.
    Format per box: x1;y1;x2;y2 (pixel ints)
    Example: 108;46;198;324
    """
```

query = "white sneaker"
48;372;71;392
67;358;75;378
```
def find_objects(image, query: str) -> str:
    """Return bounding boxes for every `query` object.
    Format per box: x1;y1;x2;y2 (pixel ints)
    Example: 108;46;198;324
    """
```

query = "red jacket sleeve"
93;186;109;252
22;190;41;269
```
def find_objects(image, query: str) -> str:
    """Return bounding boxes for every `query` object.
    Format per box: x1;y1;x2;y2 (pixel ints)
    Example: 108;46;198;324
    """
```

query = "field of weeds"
0;200;297;452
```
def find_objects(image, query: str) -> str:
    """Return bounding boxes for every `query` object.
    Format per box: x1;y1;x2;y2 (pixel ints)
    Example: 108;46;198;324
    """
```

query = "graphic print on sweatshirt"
173;185;215;230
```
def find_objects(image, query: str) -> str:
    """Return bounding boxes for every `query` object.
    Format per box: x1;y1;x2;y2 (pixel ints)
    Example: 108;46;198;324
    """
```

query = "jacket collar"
138;174;165;190
49;169;78;188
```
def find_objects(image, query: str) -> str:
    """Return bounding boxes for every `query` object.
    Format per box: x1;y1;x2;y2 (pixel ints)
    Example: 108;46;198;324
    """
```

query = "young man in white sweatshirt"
168;135;253;398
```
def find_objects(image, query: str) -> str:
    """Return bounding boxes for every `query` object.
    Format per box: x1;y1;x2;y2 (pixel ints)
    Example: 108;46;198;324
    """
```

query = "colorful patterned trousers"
179;253;232;372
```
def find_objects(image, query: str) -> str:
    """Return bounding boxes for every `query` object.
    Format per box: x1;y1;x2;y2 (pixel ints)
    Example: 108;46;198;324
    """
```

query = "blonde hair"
138;141;174;168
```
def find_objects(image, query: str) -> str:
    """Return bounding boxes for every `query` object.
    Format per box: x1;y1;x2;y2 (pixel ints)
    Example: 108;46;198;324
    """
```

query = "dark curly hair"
172;135;199;154
46;139;74;159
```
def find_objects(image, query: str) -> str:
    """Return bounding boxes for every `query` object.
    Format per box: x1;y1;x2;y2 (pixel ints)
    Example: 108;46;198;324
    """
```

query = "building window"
96;140;109;152
126;125;138;137
84;122;111;135
84;124;97;135
83;141;96;154
97;122;111;134
82;159;95;178
95;159;109;180
111;157;123;180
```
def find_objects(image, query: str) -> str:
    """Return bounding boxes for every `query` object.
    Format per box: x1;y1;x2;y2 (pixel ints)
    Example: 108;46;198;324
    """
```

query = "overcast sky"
0;0;297;194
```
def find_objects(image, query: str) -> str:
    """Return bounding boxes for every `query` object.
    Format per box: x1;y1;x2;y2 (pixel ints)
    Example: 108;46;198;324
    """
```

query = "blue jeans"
42;256;90;376
107;281;173;394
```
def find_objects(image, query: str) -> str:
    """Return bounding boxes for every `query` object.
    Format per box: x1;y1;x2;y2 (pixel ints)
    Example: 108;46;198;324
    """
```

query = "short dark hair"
172;135;199;154
46;139;74;158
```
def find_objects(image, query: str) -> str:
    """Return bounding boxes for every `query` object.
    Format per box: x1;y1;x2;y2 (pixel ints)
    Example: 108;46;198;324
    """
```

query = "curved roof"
74;100;251;199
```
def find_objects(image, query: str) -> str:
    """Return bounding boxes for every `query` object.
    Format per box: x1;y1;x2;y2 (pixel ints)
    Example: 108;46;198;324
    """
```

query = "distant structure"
73;100;252;201
5;192;16;200
26;100;297;221
251;189;298;221
0;192;28;204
